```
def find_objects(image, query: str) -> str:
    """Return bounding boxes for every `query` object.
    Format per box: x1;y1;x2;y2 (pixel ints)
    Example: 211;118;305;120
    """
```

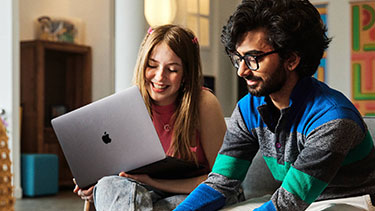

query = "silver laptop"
51;86;204;189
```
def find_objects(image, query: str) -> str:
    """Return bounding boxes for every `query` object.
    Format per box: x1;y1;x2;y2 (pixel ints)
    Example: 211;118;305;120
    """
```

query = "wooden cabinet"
20;40;92;187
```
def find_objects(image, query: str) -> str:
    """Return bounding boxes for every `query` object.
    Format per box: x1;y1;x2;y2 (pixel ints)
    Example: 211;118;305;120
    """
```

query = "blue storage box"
21;153;59;196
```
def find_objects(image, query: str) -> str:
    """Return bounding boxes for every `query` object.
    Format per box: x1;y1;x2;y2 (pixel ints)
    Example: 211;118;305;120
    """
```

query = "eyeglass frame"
226;48;279;71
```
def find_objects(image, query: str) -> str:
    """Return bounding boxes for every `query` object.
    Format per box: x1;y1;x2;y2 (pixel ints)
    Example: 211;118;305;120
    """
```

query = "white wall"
2;0;21;198
0;2;13;129
115;0;146;92
174;0;240;116
209;0;241;116
310;0;352;98
19;0;115;101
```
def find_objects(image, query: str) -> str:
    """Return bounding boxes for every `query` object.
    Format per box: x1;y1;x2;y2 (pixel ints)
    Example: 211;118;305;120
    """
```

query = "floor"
14;189;86;211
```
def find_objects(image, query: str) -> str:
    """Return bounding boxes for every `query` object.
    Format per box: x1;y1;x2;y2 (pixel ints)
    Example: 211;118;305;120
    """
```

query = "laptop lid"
51;85;166;188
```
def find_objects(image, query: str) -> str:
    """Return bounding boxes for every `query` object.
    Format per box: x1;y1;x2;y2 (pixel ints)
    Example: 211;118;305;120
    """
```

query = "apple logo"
102;131;112;144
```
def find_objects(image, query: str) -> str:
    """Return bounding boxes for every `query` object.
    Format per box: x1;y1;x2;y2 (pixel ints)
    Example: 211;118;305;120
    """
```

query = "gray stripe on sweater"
205;172;244;205
271;187;310;211
219;106;259;161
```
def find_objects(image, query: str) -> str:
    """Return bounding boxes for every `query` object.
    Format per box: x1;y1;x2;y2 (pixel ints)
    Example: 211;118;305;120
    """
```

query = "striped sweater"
175;77;375;211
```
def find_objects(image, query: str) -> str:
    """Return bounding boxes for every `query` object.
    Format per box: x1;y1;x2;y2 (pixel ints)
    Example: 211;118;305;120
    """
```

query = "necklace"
152;112;173;132
163;123;171;132
154;116;172;132
152;102;175;133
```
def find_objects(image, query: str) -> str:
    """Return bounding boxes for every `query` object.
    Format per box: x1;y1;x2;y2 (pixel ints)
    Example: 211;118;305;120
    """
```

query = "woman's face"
145;42;184;106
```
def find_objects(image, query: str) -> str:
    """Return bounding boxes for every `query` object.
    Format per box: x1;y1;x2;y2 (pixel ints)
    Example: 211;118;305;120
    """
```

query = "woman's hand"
118;172;154;186
73;178;94;202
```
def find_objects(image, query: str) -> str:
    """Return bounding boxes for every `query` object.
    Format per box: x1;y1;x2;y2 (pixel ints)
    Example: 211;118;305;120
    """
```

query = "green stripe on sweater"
263;156;291;181
212;154;251;180
342;131;374;165
282;167;327;204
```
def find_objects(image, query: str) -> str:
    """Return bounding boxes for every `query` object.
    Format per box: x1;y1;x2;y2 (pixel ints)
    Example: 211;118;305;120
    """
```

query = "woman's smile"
145;42;183;106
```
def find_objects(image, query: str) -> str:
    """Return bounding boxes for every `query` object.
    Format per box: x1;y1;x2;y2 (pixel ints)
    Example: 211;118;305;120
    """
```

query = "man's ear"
284;52;301;72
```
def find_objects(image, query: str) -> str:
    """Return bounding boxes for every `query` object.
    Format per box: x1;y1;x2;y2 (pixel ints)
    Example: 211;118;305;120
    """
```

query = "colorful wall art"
351;2;375;116
315;3;328;82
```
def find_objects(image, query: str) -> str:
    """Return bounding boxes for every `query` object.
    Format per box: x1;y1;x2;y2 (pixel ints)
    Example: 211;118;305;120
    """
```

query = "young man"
175;0;375;210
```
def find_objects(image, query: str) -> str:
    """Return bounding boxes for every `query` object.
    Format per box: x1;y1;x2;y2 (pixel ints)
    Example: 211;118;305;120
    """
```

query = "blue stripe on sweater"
238;93;267;134
254;200;276;211
173;183;226;211
238;77;365;136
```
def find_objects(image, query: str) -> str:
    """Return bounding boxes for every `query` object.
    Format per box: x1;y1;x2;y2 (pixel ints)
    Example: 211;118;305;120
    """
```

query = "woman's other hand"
118;172;154;186
73;178;94;202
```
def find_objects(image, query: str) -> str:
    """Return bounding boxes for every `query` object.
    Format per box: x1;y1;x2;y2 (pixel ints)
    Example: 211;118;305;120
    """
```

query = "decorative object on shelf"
144;0;177;26
0;109;14;211
36;16;84;44
51;105;67;119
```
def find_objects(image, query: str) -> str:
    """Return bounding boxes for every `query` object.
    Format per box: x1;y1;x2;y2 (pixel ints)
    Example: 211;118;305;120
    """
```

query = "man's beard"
246;63;287;97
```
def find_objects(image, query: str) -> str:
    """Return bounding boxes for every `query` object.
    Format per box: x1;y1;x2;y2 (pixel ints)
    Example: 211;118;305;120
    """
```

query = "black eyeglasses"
226;49;279;71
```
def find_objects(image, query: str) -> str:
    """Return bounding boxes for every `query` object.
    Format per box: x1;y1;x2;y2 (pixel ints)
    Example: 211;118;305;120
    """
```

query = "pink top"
151;102;209;169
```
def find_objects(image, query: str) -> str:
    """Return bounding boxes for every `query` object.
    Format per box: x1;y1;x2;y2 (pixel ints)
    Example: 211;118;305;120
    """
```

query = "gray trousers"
93;175;187;211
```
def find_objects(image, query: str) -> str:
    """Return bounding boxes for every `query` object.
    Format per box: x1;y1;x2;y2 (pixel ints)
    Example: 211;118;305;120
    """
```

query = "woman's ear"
284;52;301;72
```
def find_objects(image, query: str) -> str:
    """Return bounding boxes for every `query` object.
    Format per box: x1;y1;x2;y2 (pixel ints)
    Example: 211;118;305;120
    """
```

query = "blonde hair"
133;25;203;162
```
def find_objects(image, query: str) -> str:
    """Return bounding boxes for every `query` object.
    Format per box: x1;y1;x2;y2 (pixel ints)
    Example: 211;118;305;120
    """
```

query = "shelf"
20;40;92;187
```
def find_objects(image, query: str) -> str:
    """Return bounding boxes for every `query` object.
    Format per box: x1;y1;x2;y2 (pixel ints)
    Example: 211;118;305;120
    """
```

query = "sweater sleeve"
173;183;226;211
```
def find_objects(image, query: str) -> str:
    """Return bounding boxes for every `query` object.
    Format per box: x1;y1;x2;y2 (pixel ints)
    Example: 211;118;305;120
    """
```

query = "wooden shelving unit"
20;40;92;187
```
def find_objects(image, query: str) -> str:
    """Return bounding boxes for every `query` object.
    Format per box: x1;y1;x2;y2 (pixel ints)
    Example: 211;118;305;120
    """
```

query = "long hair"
222;0;331;77
133;24;203;162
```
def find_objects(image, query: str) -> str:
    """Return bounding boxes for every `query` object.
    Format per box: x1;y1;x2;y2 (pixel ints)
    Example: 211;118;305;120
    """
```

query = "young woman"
74;24;226;210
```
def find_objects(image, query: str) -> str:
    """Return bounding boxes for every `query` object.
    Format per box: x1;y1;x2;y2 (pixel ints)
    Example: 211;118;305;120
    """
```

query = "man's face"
235;29;287;97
